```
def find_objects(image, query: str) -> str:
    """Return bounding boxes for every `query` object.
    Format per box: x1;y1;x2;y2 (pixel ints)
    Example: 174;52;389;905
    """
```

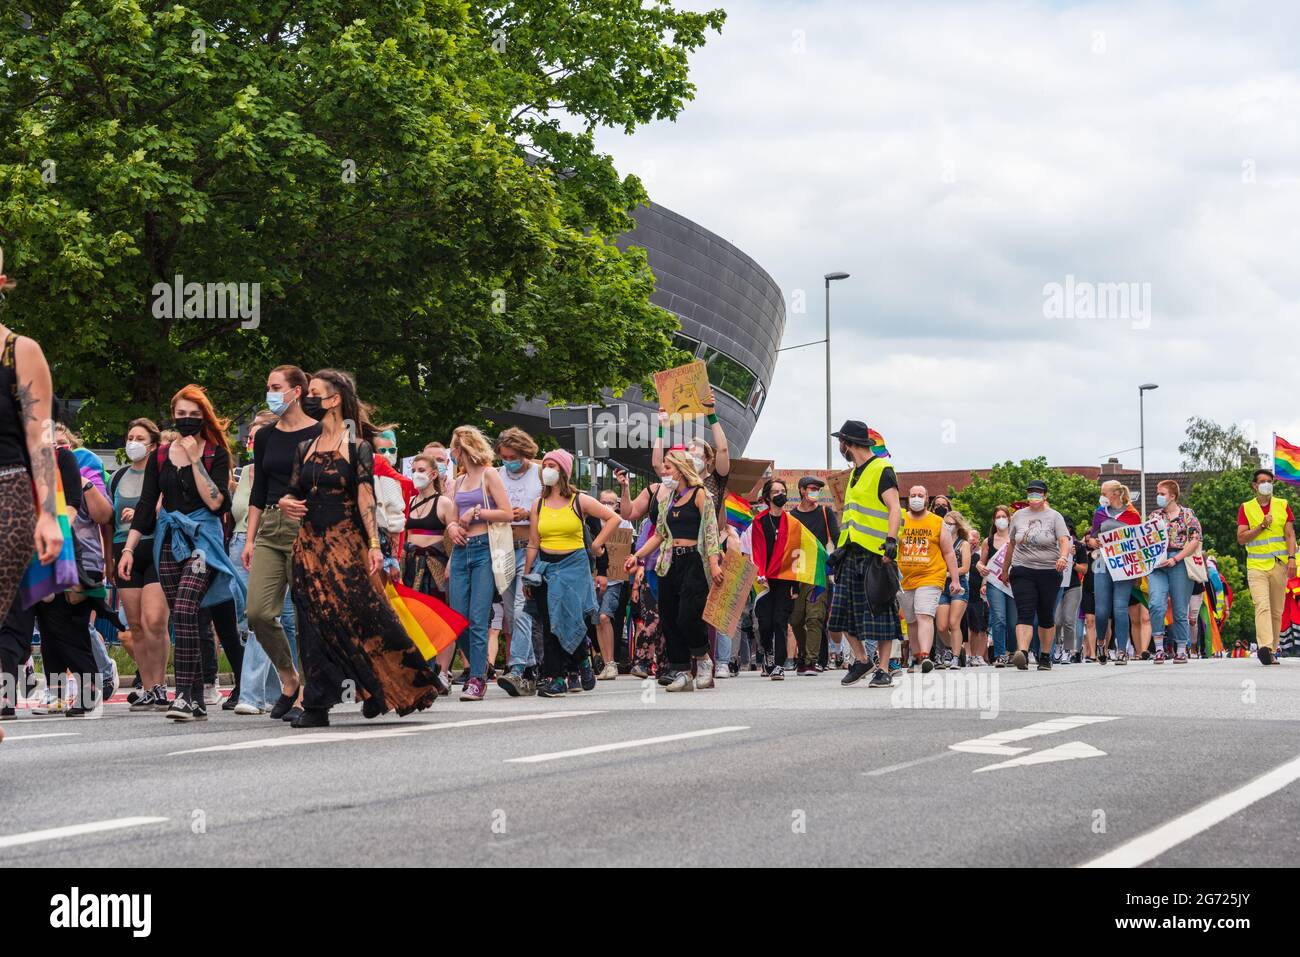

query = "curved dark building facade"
502;201;786;474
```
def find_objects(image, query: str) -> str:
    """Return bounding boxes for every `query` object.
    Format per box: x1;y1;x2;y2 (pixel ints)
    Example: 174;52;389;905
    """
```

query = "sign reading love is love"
1098;519;1169;581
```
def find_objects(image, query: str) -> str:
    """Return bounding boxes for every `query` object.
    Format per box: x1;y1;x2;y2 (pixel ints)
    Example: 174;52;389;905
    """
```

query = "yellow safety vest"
1242;496;1291;571
837;456;892;555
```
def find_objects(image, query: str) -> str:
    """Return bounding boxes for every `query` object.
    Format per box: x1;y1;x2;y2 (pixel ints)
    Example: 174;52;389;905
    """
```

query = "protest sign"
727;456;774;500
653;361;711;420
703;548;758;635
771;469;841;512
1098;519;1168;581
603;526;635;582
985;544;1013;596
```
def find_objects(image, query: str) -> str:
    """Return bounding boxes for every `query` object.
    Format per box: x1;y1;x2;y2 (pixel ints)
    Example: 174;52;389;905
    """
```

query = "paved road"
2;659;1298;867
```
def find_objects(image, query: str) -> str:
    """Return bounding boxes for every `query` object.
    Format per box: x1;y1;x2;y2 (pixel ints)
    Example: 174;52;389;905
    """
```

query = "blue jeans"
501;545;535;670
229;533;297;709
1147;561;1192;652
450;535;493;678
986;585;1018;658
1093;565;1133;654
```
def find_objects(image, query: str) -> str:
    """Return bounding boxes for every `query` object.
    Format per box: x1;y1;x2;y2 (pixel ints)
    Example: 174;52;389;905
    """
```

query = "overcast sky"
595;0;1300;476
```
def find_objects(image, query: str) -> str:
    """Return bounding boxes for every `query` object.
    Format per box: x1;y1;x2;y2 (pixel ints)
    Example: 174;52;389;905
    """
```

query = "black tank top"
407;494;445;534
0;332;28;469
666;487;702;539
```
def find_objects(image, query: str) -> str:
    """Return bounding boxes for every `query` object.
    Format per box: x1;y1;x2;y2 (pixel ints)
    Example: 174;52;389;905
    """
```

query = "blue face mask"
1156;494;1168;508
504;459;525;474
266;390;291;415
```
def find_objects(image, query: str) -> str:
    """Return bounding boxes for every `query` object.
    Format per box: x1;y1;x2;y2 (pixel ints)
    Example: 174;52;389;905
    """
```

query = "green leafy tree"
0;1;724;448
1207;553;1254;651
950;458;1103;540
1184;466;1255;561
1178;416;1257;475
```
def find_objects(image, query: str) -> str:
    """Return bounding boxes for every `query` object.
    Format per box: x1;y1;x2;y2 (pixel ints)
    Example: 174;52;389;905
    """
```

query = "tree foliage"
1178;416;1256;475
0;1;725;448
950;458;1104;540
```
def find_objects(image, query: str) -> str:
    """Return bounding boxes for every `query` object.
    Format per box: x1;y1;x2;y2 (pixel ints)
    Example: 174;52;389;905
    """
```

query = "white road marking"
0;732;80;741
863;751;956;777
1080;752;1300;868
0;817;169;850
505;726;749;764
949;715;1119;756
973;741;1107;773
168;710;604;755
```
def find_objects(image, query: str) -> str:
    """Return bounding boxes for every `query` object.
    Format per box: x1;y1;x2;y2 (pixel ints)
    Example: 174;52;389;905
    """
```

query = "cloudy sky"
595;0;1300;476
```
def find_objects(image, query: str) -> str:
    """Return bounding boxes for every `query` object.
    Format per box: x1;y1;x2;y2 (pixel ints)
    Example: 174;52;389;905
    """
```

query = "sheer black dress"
289;438;438;716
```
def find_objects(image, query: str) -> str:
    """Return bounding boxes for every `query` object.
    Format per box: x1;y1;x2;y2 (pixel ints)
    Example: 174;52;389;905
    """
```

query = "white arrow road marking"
0;817;169;850
1080;752;1300;868
506;726;749;764
973;741;1107;773
168;711;604;755
949;715;1119;756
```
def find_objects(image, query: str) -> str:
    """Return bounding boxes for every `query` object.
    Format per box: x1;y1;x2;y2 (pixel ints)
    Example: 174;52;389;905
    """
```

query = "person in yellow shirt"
897;486;962;673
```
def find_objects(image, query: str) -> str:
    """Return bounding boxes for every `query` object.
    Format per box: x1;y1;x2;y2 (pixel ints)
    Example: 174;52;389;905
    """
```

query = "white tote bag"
480;485;517;593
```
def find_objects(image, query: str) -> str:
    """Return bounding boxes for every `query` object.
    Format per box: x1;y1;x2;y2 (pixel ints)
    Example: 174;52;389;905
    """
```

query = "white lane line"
168;710;604;755
0;817;169;850
505;726;749;764
1080;752;1300;868
973;741;1107;773
0;732;80;741
949;715;1119;756
863;751;956;777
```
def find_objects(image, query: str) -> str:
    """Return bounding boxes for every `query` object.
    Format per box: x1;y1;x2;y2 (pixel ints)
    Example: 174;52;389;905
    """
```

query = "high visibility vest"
1242;496;1291;571
837;456;892;555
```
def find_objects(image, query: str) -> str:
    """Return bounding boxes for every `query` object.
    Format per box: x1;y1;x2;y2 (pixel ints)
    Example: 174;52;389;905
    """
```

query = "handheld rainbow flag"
1199;597;1224;656
868;428;890;459
391;581;468;655
1274;433;1300;487
19;469;79;608
724;492;754;532
750;510;828;596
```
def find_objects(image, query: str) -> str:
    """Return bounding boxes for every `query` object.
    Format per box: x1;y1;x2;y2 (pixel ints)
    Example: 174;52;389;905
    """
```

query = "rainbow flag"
1199;598;1224;656
389;581;468;656
750;510;828;596
19;468;79;608
1274;433;1300;487
868;428;890;459
724;492;754;532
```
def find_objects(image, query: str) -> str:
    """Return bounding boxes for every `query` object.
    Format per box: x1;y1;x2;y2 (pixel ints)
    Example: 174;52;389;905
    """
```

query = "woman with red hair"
120;384;246;722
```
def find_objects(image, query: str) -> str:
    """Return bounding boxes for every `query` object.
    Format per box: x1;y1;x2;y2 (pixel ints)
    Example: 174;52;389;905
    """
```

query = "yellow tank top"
538;496;585;552
898;511;947;590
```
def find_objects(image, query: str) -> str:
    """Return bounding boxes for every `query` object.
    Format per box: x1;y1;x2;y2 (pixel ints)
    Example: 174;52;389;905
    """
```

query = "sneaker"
597;662;618;681
459;677;486;701
282;707;303;723
578;660;597;692
1172;651;1189;664
567;672;583;693
841;662;873;686
127;689;143;706
1114;651;1128;666
453;668;470;686
630;661;652;679
31;691;65;715
203;684;222;707
1012;650;1028;670
129;690;156;712
497;668;527;697
993;654;1007;668
0;707;15;721
1070;652;1082;663
151;685;171;711
1097;651;1108;665
221;693;240;711
165;696;205;722
920;656;934;674
729;660;739;676
657;668;675;686
783;658;796;671
1140;650;1152;661
538;677;568;697
868;669;894;689
935;650;953;670
694;656;715;689
232;701;265;715
518;675;537;695
291;708;329;728
1153;649;1166;664
1036;653;1052;671
269;691;297;720
770;665;784;681
104;657;119;702
796;662;813;676
436;672;453;696
713;663;732;679
1258;646;1274;666
666;671;695;692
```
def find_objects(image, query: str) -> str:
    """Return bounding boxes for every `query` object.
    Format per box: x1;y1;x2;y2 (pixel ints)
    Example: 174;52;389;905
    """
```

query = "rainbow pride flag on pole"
1274;433;1300;488
724;492;754;533
750;510;828;597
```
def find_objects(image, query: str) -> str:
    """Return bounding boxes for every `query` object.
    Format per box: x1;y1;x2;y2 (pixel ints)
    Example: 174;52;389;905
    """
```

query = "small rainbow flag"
1199;598;1224;656
750;510;828;596
1274;433;1300;487
19;468;79;608
724;492;754;532
868;428;890;459
389;581;468;657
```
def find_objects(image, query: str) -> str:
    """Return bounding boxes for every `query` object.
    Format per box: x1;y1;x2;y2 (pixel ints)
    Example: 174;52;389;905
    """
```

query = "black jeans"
658;550;710;669
1;594;99;707
755;578;797;663
0;596;35;710
533;581;590;680
198;599;243;694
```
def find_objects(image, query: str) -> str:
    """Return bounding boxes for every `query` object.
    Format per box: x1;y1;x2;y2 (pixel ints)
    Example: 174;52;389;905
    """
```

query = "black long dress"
289;439;437;716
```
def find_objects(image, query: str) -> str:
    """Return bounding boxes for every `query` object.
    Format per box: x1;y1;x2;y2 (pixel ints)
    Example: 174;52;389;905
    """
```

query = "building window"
748;381;766;416
671;333;701;358
699;345;757;404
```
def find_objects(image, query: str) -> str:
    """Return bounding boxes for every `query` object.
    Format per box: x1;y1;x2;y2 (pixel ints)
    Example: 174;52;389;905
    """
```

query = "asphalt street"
2;658;1298;867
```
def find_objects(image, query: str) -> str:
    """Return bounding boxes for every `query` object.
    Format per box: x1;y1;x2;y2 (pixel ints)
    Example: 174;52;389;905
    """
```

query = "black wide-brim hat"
830;420;873;444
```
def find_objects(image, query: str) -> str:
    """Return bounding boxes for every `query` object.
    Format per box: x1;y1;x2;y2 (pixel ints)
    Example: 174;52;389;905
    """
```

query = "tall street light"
825;271;850;468
1139;383;1159;511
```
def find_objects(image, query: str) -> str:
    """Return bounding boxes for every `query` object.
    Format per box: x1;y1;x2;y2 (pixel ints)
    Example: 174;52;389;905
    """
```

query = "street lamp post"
1139;383;1159;512
824;271;850;468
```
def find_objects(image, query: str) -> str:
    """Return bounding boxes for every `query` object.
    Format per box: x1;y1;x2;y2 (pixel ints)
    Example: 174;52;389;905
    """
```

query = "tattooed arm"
14;336;63;563
189;442;227;512
354;441;383;576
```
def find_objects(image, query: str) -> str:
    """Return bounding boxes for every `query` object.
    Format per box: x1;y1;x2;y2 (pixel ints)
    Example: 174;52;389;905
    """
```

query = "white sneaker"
30;689;60;715
232;702;265;715
694;656;714;689
713;662;732;678
666;671;695;692
66;674;79;708
203;684;223;706
597;662;618;681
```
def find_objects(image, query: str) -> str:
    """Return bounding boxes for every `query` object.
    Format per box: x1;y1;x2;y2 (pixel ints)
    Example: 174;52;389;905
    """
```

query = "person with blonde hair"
444;425;514;701
624;448;723;692
1084;480;1141;664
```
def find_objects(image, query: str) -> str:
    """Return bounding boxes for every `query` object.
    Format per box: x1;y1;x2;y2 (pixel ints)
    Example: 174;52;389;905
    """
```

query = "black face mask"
840;443;853;463
771;493;788;509
174;417;203;437
933;505;950;518
301;395;327;421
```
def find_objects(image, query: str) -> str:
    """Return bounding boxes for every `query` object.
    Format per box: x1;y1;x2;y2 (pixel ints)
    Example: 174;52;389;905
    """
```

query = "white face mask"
379;450;397;466
660;476;678;493
411;472;431;490
1258;481;1274;496
908;496;926;512
691;455;706;474
125;441;149;463
995;517;1009;531
541;467;560;487
1099;495;1108;507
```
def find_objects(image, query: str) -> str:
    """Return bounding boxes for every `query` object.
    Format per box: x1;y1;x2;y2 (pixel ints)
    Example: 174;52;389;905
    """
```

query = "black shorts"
1009;566;1059;628
113;538;158;588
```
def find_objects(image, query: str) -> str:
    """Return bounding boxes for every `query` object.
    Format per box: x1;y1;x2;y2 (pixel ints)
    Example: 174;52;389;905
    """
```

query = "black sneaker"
1036;653;1052;671
538;677;568;698
269;692;297;720
291;708;329;728
770;665;785;680
920;656;934;674
129;690;156;712
1012;650;1028;670
657;670;675;686
151;685;171;711
568;672;583;693
796;662;813;676
993;654;1007;668
868;669;894;688
131;673;143;690
282;706;304;723
841;662;873;686
165;696;202;722
221;693;239;711
1258;646;1274;666
0;706;15;720
579;659;597;692
127;689;143;706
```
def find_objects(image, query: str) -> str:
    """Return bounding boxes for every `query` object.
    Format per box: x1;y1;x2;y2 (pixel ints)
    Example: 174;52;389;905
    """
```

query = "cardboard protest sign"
826;468;852;512
985;543;1013;596
771;469;841;512
653;361;711;420
727;457;774;500
602;526;635;582
1098;519;1168;581
703;547;758;636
